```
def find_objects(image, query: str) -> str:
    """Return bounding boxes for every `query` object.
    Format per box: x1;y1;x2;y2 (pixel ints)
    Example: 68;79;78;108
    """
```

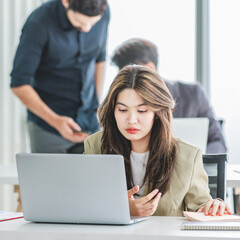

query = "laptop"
172;118;209;153
16;153;148;225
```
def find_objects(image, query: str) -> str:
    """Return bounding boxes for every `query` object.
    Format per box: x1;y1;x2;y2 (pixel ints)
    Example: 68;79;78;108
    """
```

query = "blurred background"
0;0;240;211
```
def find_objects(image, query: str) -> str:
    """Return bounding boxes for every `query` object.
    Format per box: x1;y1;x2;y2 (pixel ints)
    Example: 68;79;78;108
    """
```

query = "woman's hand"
128;185;161;217
198;198;232;216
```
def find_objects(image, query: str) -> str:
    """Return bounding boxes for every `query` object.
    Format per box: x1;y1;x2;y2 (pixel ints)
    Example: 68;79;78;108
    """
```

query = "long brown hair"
98;65;177;195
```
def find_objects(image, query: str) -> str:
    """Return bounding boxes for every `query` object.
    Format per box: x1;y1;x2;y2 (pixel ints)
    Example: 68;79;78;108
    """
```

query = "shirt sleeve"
195;84;227;153
95;6;110;63
184;149;212;212
10;20;47;87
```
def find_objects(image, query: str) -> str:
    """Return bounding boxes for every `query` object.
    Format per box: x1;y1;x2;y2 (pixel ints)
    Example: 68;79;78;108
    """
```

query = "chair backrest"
202;154;227;200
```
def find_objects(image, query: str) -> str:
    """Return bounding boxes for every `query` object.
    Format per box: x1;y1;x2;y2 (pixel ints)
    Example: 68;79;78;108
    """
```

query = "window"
103;0;196;99
210;0;240;163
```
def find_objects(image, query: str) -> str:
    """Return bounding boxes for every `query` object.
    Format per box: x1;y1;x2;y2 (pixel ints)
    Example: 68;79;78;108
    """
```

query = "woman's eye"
119;108;127;112
138;110;147;113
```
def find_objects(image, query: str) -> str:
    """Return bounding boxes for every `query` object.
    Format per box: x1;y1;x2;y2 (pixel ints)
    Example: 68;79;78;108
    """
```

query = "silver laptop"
172;118;209;153
16;153;148;225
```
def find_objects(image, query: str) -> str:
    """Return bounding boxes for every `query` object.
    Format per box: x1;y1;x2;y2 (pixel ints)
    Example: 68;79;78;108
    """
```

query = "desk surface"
0;217;240;240
0;164;18;184
227;164;240;188
1;164;240;187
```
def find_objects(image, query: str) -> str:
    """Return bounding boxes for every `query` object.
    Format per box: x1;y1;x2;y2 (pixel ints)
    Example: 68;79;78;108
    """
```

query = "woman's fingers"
139;189;159;204
145;193;162;215
203;199;213;215
142;193;162;216
219;201;228;215
128;185;139;199
225;203;232;215
128;188;161;216
202;199;232;216
210;199;221;215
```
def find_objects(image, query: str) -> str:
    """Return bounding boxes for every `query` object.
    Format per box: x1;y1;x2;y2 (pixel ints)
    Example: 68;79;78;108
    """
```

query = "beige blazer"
84;131;212;216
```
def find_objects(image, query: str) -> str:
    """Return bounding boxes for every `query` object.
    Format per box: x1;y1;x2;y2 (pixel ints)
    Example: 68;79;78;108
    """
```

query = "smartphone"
73;130;81;133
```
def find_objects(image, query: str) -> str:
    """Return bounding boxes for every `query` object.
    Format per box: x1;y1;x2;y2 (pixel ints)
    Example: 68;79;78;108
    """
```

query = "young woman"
84;65;231;217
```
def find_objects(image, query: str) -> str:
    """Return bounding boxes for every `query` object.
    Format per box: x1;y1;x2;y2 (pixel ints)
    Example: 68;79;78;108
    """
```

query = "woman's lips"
126;128;139;134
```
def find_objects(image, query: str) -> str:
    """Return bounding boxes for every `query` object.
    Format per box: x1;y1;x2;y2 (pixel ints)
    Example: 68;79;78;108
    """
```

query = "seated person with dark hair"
111;38;227;154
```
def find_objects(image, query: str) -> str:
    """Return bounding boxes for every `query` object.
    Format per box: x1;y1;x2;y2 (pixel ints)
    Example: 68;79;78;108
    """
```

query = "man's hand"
54;115;89;142
11;85;90;143
128;185;161;217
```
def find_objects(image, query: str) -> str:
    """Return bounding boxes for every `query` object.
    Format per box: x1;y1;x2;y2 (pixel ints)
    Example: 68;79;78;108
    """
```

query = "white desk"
0;217;240;240
1;164;240;187
227;165;240;214
0;164;18;185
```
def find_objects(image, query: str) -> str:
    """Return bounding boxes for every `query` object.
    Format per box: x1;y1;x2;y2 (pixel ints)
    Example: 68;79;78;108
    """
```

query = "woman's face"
114;89;155;152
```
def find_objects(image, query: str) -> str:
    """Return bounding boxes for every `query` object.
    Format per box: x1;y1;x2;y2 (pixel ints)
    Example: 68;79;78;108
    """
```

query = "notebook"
16;153;148;225
172;118;209;153
181;212;240;231
181;221;240;231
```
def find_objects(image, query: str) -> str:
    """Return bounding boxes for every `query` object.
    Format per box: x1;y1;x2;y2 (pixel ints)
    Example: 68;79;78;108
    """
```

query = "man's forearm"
95;61;105;100
12;84;89;143
11;84;60;128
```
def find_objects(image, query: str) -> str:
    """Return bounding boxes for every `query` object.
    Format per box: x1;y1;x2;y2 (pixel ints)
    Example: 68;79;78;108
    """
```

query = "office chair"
202;154;227;200
217;118;224;131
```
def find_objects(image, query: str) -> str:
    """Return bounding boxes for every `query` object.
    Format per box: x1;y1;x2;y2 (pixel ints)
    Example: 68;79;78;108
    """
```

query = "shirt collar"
57;0;74;31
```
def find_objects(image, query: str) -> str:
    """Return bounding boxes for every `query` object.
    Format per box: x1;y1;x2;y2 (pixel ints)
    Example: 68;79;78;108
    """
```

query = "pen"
233;170;240;174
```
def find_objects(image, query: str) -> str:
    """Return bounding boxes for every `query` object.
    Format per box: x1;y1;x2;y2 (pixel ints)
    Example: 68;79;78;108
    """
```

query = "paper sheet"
183;211;240;222
0;211;23;222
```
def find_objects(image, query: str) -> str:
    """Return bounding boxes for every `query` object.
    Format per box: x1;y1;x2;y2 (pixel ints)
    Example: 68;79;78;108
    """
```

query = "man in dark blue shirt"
10;0;110;153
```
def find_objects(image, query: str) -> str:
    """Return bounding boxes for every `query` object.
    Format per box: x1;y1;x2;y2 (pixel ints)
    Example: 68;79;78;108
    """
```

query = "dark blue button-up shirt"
10;0;110;135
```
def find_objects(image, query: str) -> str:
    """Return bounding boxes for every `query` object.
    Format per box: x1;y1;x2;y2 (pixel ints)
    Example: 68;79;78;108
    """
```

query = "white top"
130;151;149;197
